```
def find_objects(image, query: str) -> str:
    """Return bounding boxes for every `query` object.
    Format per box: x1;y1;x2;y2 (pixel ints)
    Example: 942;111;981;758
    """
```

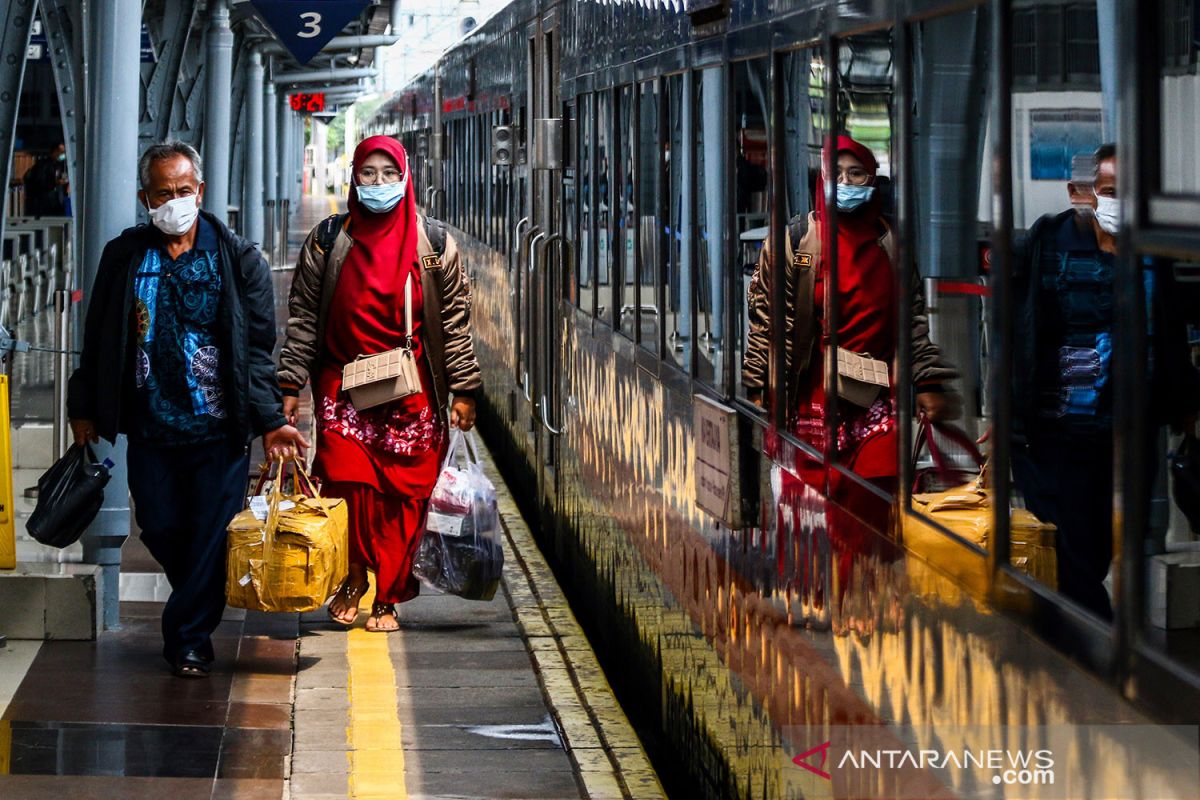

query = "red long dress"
313;136;446;605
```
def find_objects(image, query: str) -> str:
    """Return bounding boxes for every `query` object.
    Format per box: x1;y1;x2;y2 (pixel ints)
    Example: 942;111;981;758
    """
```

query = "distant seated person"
24;141;69;216
1011;143;1200;619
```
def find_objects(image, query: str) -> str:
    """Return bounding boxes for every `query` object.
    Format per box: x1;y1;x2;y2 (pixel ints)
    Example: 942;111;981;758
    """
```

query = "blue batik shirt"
132;217;227;443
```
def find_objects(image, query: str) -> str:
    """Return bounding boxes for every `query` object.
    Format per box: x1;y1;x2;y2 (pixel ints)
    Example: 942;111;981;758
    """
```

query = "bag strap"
315;213;348;263
912;413;986;491
788;214;819;374
442;428;464;470
461;430;481;465
404;273;414;346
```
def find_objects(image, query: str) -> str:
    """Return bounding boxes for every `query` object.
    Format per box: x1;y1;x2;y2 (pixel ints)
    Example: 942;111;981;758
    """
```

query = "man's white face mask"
1093;194;1120;235
148;195;200;236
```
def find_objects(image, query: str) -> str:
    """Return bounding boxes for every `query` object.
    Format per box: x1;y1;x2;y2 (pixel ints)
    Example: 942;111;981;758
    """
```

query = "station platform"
0;195;662;799
0;434;661;800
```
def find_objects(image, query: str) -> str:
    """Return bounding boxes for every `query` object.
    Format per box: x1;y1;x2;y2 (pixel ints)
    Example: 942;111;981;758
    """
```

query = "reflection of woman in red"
746;136;958;610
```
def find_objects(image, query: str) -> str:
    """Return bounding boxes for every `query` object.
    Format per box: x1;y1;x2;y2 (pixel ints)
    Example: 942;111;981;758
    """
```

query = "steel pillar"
244;50;265;245
277;91;292;257
277;91;290;209
264;77;278;259
140;0;198;145
80;0;142;631
0;0;37;240
203;0;234;224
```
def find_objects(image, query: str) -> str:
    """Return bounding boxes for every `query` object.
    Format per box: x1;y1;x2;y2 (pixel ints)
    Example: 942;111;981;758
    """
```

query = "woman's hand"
916;391;962;423
283;395;300;426
451;397;476;431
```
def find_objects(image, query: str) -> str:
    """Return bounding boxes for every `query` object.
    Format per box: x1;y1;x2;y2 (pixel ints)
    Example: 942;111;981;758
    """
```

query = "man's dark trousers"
127;438;249;663
1013;430;1114;619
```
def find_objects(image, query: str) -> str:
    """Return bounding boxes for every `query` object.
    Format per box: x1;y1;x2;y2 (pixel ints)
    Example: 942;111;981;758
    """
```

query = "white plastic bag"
412;430;503;600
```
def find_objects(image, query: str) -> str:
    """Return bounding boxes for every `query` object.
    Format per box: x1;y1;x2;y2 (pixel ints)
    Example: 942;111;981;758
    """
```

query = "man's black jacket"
67;210;285;444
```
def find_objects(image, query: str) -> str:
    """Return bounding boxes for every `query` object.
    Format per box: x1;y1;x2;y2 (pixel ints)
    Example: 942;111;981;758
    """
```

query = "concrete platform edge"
474;443;667;800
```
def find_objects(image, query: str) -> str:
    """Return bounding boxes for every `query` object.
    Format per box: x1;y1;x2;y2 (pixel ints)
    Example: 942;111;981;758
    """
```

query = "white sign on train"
694;393;743;529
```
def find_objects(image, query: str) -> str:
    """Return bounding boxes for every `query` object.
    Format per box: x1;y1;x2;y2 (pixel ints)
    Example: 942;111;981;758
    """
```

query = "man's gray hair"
138;140;204;188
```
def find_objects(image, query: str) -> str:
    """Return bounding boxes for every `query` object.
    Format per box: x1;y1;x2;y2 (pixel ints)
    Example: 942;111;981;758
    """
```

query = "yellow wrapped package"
904;480;1058;605
226;458;349;613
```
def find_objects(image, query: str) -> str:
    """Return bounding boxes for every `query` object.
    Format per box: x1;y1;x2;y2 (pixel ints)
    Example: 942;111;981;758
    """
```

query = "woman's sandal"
364;602;399;633
327;577;369;626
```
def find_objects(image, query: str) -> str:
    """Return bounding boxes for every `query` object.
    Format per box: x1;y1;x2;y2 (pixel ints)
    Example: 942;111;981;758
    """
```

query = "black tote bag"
27;443;112;548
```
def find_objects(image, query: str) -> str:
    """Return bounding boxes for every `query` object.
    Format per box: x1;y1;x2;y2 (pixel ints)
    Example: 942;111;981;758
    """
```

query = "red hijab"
812;135;895;360
325;136;422;366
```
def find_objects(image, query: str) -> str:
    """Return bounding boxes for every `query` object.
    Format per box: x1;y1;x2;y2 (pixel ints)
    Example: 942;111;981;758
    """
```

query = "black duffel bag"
27;444;113;548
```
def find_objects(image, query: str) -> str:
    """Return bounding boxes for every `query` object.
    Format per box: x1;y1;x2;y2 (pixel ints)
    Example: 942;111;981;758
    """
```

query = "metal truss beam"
141;0;198;145
0;0;38;243
38;0;87;271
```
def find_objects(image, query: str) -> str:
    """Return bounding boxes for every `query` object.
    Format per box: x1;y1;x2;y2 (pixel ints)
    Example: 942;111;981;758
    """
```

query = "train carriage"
368;1;1200;797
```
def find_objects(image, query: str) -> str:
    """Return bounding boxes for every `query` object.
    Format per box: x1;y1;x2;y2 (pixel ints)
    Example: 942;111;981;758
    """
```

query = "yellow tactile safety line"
346;574;408;799
328;195;339;215
472;446;666;800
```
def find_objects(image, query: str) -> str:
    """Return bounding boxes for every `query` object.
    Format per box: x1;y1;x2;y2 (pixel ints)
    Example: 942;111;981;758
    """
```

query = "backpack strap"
422;215;448;258
787;213;821;375
314;213;348;261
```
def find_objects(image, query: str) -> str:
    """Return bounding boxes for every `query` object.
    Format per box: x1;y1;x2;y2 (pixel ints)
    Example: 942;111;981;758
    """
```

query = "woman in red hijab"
744;135;958;611
278;136;482;631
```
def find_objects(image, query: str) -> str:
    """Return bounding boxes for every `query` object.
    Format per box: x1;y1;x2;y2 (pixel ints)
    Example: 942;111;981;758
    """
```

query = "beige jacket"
277;215;482;412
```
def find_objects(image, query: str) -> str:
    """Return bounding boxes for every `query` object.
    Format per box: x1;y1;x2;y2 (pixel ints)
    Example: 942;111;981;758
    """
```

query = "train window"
617;84;637;339
905;9;1008;588
564;100;578;307
597;90;615;326
766;48;825;447
637;79;661;355
1157;0;1200;198
733;58;769;407
578;94;594;312
696;67;726;390
664;73;690;371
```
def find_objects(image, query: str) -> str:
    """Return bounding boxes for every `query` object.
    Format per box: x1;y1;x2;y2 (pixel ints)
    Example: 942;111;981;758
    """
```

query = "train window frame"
661;69;692;376
577;90;597;317
596;87;617;330
636;77;662;357
1119;0;1200;697
692;63;735;398
616;82;638;344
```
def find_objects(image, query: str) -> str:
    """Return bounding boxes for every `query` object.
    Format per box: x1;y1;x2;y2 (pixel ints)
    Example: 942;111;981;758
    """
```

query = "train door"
527;10;564;510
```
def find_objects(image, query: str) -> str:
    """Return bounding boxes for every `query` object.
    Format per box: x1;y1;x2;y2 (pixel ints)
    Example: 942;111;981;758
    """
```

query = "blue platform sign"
251;1;372;66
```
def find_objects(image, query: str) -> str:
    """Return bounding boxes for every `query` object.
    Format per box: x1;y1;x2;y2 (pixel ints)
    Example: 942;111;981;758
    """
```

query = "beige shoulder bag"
341;274;423;410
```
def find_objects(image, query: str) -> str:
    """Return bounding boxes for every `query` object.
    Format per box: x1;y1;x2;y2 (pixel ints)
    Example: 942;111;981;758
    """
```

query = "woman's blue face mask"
356;180;406;213
836;183;875;212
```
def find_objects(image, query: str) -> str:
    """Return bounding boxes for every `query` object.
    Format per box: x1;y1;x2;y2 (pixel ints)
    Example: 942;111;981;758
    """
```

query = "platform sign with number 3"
250;0;372;65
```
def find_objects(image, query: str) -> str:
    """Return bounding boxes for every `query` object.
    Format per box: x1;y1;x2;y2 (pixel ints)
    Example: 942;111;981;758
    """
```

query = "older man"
1012;143;1200;618
68;141;307;677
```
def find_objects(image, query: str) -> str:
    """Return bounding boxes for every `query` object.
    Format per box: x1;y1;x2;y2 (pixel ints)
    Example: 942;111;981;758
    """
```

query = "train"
364;1;1200;797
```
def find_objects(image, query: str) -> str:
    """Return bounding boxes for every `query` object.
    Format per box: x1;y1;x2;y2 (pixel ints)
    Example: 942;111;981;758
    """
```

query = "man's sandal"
327;577;369;626
364;602;399;633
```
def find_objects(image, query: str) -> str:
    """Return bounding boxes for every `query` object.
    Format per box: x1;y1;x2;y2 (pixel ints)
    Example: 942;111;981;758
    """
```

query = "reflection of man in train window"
1011;143;1200;619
